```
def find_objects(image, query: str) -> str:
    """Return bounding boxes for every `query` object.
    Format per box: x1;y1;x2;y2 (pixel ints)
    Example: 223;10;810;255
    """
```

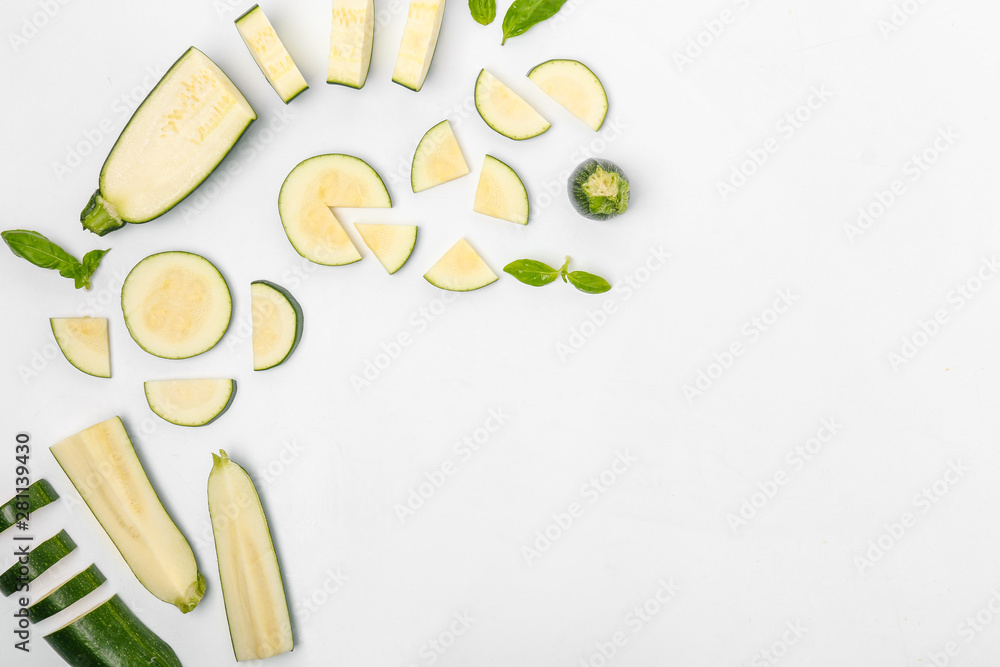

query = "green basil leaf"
79;248;111;290
566;270;611;294
503;259;560;286
2;230;82;277
501;0;569;44
469;0;496;25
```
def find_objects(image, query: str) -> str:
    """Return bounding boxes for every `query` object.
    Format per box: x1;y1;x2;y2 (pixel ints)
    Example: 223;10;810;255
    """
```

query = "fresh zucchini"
80;47;256;236
527;59;608;131
278;154;391;265
209;450;293;661
252;281;303;371
44;594;182;667
474;69;550;140
424;238;498;291
328;0;375;88
411;120;469;193
569;159;630;221
473;155;529;225
121;251;233;360
392;0;448;91
50;317;111;378
354;224;418;274
144;379;237;427
235;4;309;103
0;529;76;596
0;479;59;535
29;564;107;623
50;417;205;613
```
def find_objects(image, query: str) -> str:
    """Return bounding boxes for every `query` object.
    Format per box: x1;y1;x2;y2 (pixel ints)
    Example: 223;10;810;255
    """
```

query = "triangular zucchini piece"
51;317;111;378
424;238;498;292
411;120;470;193
473;155;529;225
354;223;418;274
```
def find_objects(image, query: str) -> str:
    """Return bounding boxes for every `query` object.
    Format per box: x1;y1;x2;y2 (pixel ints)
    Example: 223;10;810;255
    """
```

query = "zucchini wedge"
411;120;469;193
209;450;293;661
145;378;237;427
278;154;391;265
328;0;375;88
121;251;233;359
80;47;256;235
235;4;309;103
0;529;76;596
392;0;448;91
473;155;529;225
527;59;608;131
354;223;418;274
0;479;59;535
252;281;303;371
44;594;182;667
50;317;111;378
50;417;205;613
29;564;107;623
424;238;498;292
474;69;550;140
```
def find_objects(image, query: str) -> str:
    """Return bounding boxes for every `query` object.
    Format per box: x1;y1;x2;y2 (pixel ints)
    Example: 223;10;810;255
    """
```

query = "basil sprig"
1;229;109;290
501;0;569;44
469;0;496;25
503;256;611;294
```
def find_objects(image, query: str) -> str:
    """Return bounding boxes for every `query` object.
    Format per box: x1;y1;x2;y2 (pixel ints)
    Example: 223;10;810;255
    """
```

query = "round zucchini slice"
50;317;111;378
474;69;550;141
28;564;107;623
527;59;608;131
145;379;237;427
0;529;76;596
569;159;630;221
0;479;59;535
252;281;303;371
121;251;233;359
424;238;498;292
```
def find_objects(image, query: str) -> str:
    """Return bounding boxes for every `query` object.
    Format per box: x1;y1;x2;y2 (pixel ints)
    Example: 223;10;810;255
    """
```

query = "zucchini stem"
81;190;125;236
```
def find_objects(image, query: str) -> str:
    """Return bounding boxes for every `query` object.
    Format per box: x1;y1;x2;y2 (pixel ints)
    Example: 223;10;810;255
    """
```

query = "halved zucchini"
0;479;59;535
50;417;205;613
29;564;107;623
424;238;498;291
235;4;309;103
474;69;550;140
209;450;293;661
473;155;529;225
278;154;391;265
392;0;448;91
411;120;469;193
252;281;303;371
0;529;76;596
527;59;608;131
145;379;236;427
80;47;256;235
328;0;375;88
354;224;418;274
50;317;111;378
44;594;182;667
121;251;233;359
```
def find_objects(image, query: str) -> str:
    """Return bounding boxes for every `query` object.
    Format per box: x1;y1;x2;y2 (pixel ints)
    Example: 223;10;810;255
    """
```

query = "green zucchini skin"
29;564;107;623
0;479;59;534
44;594;183;667
568;158;630;221
0;529;77;596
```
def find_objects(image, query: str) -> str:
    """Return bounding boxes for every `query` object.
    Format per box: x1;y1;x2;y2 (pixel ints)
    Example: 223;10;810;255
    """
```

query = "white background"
2;0;1000;665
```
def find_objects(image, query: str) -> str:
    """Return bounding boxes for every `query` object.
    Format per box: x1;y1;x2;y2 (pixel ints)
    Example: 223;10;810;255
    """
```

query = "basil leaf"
1;229;109;290
469;0;496;25
501;0;569;44
503;259;559;286
80;248;111;290
566;270;611;294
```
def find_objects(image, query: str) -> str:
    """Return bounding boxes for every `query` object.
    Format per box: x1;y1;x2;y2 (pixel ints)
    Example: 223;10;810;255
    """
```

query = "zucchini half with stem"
81;47;257;236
